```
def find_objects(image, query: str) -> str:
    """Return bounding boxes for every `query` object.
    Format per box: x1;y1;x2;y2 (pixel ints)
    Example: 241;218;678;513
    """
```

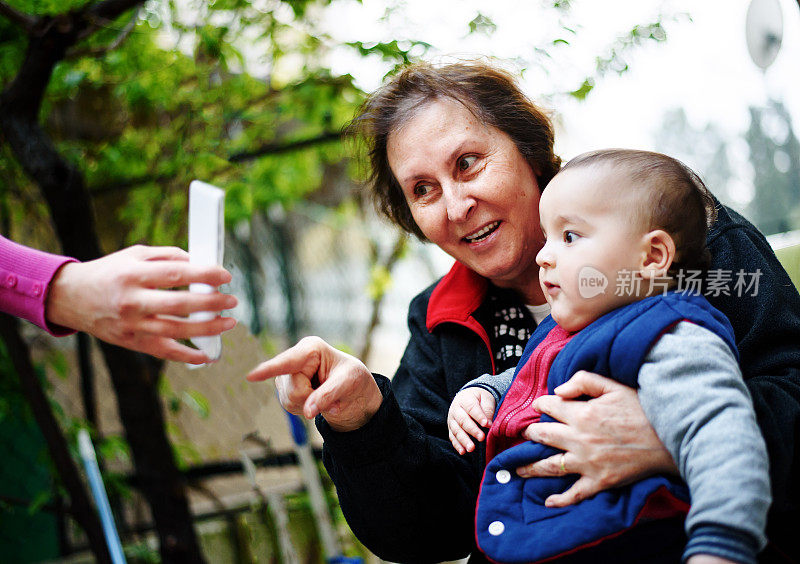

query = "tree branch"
73;0;142;44
89;172;176;195
89;131;345;194
86;0;145;22
0;2;37;32
360;234;408;361
67;8;139;60
228;130;344;162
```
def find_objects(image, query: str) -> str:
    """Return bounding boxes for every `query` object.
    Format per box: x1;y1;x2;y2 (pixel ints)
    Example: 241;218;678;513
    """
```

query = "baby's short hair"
559;149;717;276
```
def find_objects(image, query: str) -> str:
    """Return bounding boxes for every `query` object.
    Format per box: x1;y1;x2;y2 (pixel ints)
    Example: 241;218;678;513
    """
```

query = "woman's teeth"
464;221;500;243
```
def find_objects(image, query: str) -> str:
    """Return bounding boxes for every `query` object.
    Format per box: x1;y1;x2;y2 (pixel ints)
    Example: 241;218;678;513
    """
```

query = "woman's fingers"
516;450;571;478
137;289;238;317
129;334;211;364
530;394;576;426
544;476;596;507
304;373;343;418
127;244;190;262
517;422;575;478
133;261;233;289
270;374;313;415
552;370;624;399
515;455;597;506
286;372;315;414
519;376;677;507
249;338;381;432
135;315;236;339
247;338;324;382
304;352;375;418
522;421;572;450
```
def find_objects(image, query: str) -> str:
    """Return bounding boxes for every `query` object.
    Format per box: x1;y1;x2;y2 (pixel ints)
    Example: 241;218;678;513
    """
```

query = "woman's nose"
443;182;476;223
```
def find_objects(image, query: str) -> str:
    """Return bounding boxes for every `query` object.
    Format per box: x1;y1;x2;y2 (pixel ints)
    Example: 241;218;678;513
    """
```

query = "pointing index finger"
246;344;321;382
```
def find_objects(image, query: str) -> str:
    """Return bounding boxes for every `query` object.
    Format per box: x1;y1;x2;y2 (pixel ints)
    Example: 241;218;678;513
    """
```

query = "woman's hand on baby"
516;371;677;507
447;388;495;455
247;336;383;432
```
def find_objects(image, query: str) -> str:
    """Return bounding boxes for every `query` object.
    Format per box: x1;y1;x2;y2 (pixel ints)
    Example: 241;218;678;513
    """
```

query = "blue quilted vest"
475;291;738;563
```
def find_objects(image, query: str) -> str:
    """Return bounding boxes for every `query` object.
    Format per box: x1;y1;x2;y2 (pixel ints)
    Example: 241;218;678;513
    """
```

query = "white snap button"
488;521;505;536
496;469;511;484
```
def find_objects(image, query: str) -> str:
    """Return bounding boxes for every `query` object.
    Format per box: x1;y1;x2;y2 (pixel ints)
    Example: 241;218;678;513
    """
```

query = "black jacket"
317;204;800;563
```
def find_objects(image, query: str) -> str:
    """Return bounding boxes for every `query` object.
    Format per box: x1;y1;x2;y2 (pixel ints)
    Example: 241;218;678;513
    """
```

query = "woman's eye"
564;231;580;244
458;155;477;171
414;184;432;197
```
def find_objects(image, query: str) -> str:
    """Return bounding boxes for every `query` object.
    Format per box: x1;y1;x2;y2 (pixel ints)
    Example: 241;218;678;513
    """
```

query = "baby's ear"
639;230;676;279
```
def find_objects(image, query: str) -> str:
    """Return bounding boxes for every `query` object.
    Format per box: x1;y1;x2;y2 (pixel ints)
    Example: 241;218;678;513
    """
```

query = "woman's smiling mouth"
463;221;501;243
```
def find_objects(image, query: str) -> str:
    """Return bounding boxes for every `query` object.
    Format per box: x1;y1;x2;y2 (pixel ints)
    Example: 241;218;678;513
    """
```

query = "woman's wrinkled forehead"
388;93;483;138
386;98;494;182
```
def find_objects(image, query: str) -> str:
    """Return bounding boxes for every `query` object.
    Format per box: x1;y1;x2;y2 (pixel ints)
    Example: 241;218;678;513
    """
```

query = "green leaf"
366;264;392;300
98;435;131;464
181;389;210;419
569;78;594;101
28;490;52;515
45;349;69;380
467;13;497;36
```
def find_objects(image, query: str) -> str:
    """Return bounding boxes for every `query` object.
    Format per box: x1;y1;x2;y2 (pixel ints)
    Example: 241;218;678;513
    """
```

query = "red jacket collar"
426;261;489;332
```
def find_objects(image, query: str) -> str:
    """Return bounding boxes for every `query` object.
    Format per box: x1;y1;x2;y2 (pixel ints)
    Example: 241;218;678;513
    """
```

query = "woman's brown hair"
348;61;561;240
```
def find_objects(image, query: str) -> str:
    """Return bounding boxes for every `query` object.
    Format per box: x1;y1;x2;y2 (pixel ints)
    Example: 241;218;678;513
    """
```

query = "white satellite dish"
746;0;783;70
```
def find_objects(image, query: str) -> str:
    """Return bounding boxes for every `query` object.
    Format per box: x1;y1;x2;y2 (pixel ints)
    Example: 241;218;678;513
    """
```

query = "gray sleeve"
638;321;771;562
461;366;516;405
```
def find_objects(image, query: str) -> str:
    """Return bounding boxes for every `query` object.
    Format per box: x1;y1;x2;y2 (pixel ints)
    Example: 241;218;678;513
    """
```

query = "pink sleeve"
0;235;78;336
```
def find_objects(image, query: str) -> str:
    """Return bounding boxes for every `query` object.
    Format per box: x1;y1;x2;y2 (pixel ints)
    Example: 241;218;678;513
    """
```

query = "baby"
447;149;770;564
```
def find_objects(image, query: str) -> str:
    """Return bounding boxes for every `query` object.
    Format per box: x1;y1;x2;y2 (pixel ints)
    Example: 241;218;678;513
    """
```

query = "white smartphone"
188;180;225;362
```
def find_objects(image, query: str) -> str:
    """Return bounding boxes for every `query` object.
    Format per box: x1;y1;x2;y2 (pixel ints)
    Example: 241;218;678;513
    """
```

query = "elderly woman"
248;62;800;562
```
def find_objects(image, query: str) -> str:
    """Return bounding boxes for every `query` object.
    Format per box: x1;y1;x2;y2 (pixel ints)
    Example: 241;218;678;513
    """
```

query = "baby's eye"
414;184;433;197
458;155;477;171
563;231;580;244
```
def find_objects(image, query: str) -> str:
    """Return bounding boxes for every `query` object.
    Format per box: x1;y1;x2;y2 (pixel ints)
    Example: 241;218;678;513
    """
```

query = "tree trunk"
0;314;112;563
0;6;204;562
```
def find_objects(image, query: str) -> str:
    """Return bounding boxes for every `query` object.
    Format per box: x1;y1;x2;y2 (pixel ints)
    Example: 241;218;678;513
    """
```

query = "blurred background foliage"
1;0;799;561
1;0;369;249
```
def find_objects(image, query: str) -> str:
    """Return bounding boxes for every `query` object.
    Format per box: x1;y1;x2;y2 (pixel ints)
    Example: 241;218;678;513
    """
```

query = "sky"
319;0;800;197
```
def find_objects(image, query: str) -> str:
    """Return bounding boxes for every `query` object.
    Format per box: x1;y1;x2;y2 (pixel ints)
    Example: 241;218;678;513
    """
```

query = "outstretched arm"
46;245;237;363
0;237;237;363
